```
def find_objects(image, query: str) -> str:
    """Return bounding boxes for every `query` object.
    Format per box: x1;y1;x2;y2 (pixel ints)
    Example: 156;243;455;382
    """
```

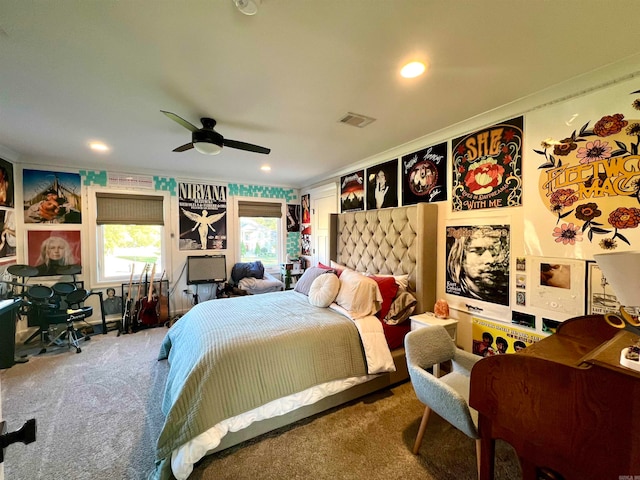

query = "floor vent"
338;112;376;128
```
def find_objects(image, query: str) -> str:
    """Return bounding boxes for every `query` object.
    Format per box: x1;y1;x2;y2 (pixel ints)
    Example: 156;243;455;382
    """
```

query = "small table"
410;313;459;377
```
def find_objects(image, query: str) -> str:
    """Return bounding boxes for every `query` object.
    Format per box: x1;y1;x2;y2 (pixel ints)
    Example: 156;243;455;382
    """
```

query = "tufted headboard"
329;203;438;315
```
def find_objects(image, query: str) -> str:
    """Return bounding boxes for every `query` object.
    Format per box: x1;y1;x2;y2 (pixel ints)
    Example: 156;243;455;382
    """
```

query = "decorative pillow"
230;261;265;283
368;275;399;320
335;268;382;319
294;267;331;295
318;262;333;271
330;261;350;277
308;273;340;307
368;273;410;291
384;291;417;325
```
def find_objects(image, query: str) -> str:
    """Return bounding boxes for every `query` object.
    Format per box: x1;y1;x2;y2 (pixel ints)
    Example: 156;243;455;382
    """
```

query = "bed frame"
209;203;437;453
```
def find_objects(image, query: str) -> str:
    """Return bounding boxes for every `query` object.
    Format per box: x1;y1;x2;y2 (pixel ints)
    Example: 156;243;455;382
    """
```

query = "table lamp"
593;251;640;371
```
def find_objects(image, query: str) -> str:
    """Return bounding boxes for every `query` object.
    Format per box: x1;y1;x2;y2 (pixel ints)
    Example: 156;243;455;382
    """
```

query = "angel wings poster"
179;182;227;250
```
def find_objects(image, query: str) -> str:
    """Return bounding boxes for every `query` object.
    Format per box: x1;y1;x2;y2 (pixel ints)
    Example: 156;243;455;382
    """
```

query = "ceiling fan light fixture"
234;0;259;16
193;142;223;155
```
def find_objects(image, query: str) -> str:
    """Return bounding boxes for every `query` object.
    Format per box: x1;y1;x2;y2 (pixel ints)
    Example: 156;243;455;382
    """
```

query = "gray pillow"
294;267;333;295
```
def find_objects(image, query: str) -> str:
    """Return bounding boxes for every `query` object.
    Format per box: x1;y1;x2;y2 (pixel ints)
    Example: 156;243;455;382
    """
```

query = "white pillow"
367;273;410;290
308;273;340;308
335;268;382;319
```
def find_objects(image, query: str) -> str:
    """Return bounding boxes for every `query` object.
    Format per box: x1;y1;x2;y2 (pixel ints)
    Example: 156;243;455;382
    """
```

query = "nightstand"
410;313;459;377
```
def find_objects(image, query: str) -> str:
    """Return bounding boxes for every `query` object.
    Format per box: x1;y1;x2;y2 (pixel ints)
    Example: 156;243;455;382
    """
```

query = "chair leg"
412;405;431;454
475;438;481;480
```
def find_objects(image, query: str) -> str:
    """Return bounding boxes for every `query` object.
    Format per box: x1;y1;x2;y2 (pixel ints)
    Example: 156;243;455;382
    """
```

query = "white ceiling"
1;0;640;188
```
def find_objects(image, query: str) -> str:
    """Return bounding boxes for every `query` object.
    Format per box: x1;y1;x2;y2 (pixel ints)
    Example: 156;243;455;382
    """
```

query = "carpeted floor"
1;327;522;480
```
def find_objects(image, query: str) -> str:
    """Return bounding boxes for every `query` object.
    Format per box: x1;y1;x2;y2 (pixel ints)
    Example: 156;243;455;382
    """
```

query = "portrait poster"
102;287;124;317
23;169;82;224
451;116;523;212
27;230;82;276
286;204;300;233
366;159;398;210
401;142;447;205
340;170;365;212
0;209;16;259
586;260;620;315
472;317;545;356
301;194;311;225
524;77;640;258
0;158;15;208
445;223;511;307
178;182;227;250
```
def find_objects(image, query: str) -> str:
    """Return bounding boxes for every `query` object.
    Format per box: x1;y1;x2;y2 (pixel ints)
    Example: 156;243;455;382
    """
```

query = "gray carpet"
1;327;522;480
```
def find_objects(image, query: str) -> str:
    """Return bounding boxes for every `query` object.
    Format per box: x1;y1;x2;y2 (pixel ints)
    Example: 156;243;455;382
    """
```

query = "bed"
151;203;437;480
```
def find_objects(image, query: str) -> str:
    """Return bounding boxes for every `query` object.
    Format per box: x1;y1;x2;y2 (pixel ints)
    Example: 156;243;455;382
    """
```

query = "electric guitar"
139;263;160;326
131;264;147;332
121;265;135;334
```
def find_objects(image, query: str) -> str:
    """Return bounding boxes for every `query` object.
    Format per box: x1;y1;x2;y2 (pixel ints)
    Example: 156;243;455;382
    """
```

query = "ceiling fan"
161;110;271;155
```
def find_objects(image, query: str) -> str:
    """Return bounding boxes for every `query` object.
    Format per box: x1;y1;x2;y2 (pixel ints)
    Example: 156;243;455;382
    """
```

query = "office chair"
405;325;482;479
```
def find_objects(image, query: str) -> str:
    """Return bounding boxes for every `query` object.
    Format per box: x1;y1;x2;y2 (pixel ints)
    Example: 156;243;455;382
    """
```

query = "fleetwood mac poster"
401;142;447;205
452;116;523;212
178;182;227;250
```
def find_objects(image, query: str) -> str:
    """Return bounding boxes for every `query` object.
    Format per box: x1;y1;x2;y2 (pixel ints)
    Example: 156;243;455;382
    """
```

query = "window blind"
96;192;164;225
237;200;282;218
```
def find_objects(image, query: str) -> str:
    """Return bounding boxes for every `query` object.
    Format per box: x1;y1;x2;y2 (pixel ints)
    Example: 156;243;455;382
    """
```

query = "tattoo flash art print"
533;89;640;254
401;142;447;205
178;182;227;250
452;116;523;211
340;171;365;212
446;224;510;307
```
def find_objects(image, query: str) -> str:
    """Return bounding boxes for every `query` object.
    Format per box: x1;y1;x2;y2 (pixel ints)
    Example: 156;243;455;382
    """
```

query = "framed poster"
401;142;447;204
586;260;620;315
23;169;82;224
340;170;365;212
178;182;227;250
528;256;586;316
27;230;82;276
366;159;398;210
0;158;15;208
452;116;523;212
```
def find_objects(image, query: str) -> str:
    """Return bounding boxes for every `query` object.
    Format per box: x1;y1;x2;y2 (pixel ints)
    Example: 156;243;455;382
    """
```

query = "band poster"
452;116;523;212
445;223;511;308
340;170;365;212
23;168;82;224
525;79;640;258
366;159;398;210
472;317;545;357
401;142;447;205
178;182;227;251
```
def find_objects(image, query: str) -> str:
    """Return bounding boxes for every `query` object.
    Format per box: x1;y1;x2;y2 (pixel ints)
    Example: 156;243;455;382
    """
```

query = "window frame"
88;186;171;287
233;196;286;273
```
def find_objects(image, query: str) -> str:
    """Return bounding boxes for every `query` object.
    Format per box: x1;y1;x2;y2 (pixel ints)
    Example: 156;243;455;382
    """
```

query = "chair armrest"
452;348;480;373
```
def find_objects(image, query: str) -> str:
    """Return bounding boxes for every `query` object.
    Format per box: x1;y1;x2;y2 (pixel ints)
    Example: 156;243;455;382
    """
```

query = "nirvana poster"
340;170;365;212
178;182;227;250
445;223;510;307
401;142;447;205
452;116;523;211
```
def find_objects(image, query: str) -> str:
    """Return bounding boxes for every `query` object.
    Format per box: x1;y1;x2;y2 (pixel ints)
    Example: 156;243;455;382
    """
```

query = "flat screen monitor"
187;255;227;285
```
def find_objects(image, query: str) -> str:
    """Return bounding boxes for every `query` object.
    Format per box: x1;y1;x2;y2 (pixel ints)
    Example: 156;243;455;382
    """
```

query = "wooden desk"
470;314;640;480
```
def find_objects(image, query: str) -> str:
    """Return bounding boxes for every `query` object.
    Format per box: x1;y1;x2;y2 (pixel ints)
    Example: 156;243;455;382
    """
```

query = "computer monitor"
186;255;227;285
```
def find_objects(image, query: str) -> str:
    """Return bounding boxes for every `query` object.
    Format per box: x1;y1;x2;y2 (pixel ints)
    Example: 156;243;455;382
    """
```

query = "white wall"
302;57;640;351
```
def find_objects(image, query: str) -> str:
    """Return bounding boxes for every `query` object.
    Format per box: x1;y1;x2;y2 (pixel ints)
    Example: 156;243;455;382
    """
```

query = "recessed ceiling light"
89;141;110;152
261;165;271;172
400;61;426;78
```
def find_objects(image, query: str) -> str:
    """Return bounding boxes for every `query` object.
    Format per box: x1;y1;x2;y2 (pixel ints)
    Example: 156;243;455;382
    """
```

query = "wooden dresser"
470;314;640;480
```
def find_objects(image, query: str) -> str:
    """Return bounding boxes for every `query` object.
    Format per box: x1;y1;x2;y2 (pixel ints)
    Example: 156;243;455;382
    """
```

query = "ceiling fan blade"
223;139;271;155
161;110;199;132
173;142;194;152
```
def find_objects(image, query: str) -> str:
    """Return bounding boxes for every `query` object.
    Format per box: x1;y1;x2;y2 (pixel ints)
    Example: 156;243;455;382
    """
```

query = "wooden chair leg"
475;438;481;480
413;405;431;454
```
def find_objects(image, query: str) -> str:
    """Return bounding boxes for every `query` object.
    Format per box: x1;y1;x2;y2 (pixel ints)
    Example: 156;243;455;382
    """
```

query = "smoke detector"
234;0;259;15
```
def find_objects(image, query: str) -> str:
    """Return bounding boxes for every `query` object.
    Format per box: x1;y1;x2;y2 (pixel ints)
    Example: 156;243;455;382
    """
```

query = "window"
95;192;165;283
237;200;283;270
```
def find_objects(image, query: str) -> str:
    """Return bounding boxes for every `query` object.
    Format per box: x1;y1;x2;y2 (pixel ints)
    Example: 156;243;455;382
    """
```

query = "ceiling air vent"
338;112;376;128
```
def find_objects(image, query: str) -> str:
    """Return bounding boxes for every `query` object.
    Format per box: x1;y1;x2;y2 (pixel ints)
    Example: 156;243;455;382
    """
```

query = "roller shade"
237;200;282;218
96;193;164;225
